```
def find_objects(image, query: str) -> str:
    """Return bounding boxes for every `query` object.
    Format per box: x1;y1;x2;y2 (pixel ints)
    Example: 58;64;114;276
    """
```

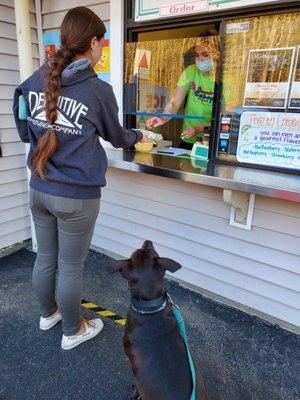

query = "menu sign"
135;0;281;21
244;48;295;109
237;111;300;170
289;46;300;109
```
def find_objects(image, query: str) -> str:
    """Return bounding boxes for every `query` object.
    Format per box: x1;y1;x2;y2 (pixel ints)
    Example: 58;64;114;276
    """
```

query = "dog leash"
166;292;197;400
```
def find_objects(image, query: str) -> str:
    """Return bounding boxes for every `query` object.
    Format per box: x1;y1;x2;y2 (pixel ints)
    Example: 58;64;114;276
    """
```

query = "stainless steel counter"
106;149;300;203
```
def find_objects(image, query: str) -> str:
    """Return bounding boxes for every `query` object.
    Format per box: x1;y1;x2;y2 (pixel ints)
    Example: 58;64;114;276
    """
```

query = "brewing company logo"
27;91;89;136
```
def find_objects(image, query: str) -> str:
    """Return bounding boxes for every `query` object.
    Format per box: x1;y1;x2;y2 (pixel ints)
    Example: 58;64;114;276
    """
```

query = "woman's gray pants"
29;188;100;336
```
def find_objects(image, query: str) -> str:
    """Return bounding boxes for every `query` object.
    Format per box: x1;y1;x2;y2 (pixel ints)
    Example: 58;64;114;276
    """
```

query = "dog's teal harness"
131;292;197;400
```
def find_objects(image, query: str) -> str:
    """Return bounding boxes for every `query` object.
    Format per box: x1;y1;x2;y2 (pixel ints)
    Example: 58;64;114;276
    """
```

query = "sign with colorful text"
43;30;60;60
135;0;281;21
94;23;110;83
237;111;300;170
42;22;110;83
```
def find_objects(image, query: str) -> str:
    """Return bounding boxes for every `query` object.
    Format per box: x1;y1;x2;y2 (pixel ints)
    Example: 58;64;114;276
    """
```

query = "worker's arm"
147;86;187;127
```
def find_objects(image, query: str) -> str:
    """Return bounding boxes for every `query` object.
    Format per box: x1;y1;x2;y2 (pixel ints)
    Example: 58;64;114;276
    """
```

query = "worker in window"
147;31;219;149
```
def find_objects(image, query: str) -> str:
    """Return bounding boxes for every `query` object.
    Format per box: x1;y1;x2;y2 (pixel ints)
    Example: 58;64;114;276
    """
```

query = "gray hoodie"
13;59;142;199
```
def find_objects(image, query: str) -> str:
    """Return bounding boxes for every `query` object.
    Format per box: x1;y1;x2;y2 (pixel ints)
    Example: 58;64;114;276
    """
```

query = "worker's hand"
146;116;166;128
181;127;198;139
181;124;210;139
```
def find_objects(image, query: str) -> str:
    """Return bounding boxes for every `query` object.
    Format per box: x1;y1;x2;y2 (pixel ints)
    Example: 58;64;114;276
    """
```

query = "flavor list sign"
237;111;300;170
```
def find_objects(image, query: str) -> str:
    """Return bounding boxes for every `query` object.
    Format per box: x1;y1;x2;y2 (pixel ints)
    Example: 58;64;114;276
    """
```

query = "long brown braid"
31;7;106;179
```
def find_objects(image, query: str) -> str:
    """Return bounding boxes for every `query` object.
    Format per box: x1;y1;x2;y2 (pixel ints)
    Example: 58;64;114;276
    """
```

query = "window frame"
124;0;300;174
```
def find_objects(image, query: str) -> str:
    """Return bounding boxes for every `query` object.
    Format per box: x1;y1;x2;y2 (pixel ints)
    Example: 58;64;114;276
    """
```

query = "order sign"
237;111;300;170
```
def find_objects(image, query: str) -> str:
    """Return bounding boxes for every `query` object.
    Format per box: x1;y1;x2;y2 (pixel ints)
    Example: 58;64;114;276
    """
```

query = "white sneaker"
40;312;62;330
61;319;104;350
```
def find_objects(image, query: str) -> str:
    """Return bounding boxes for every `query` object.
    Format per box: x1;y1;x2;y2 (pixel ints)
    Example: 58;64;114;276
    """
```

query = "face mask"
196;59;213;73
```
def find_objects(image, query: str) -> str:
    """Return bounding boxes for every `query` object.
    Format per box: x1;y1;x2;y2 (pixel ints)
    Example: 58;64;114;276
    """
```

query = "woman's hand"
146;116;166;128
140;130;151;142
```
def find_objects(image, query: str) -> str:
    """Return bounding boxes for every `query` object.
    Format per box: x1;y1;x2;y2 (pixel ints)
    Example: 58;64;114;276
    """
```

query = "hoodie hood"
61;58;96;86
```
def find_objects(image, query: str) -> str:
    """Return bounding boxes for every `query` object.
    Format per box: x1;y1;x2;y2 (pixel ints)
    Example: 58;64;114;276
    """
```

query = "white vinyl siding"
0;0;38;250
0;0;110;251
41;0;110;31
92;168;300;330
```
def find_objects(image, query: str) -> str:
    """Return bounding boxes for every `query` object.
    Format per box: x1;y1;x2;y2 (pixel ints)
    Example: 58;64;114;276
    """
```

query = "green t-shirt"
177;64;215;143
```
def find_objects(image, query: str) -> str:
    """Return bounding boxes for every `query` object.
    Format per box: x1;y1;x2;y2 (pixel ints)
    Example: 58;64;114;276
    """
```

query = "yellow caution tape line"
81;299;126;326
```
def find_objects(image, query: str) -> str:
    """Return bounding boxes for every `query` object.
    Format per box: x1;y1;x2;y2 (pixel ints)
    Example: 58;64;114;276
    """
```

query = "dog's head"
106;240;181;300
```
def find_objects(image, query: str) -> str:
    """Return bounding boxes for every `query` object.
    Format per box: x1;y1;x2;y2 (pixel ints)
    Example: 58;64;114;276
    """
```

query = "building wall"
41;0;109;31
94;168;300;331
0;0;39;250
0;0;110;253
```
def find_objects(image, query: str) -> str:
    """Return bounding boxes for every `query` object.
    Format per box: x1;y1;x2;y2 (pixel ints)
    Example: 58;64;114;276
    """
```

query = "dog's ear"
106;259;130;274
157;257;182;273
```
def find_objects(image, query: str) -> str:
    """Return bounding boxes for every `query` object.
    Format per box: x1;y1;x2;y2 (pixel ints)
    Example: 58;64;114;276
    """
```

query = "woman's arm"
94;84;145;148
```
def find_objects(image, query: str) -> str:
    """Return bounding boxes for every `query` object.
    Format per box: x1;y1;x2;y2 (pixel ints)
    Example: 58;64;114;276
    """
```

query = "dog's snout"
142;240;154;250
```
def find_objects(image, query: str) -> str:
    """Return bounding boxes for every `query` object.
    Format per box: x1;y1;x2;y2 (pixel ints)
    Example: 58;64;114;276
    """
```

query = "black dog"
107;240;209;400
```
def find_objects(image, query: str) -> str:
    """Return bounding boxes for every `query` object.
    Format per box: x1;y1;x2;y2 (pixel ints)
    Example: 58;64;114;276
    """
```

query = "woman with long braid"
13;7;148;350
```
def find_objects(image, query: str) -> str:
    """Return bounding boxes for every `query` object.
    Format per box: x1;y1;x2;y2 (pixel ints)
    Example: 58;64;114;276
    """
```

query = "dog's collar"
131;294;167;315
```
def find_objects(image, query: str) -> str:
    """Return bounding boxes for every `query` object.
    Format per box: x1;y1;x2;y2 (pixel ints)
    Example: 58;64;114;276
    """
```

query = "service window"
216;12;300;171
124;26;220;151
